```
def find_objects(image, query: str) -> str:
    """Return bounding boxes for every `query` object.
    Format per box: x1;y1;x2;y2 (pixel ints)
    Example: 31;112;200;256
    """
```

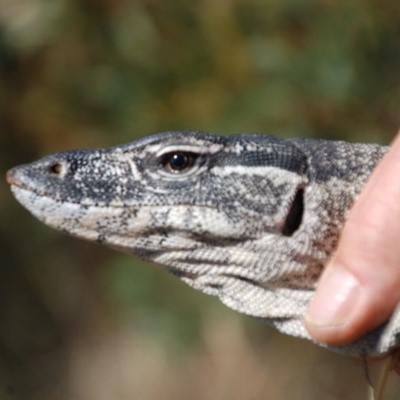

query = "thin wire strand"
362;357;375;400
375;355;392;400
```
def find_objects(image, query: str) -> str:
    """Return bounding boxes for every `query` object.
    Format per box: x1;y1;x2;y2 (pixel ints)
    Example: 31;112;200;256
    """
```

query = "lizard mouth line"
9;183;213;210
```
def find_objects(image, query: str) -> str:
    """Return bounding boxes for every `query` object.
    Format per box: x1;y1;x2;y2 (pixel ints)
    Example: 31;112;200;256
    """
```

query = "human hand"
305;130;400;347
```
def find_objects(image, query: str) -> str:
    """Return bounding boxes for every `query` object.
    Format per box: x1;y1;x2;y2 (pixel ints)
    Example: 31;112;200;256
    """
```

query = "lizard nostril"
48;162;64;175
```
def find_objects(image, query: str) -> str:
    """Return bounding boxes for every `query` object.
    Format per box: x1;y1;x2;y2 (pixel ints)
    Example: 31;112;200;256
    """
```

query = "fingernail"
306;265;361;327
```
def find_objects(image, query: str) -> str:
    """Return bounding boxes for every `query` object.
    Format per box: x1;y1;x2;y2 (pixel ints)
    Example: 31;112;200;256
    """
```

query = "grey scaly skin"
6;131;400;356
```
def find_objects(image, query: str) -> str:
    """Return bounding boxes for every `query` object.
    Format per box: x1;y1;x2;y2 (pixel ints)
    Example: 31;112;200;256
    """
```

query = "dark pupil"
169;153;188;170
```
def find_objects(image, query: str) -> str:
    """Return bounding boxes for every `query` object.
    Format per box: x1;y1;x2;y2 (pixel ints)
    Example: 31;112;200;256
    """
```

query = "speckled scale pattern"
7;130;396;356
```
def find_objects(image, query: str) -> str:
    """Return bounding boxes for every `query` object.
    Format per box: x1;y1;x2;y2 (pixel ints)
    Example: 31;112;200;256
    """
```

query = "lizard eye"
161;151;197;173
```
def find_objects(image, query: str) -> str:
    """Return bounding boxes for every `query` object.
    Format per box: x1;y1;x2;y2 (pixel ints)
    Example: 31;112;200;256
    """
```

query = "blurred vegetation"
0;0;400;399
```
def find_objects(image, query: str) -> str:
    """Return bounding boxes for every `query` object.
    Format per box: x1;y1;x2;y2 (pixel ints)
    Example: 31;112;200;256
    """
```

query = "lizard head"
7;130;309;243
7;129;311;270
6;131;341;328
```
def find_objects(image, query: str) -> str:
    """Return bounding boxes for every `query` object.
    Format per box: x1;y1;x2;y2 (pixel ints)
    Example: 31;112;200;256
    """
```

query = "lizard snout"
6;167;20;187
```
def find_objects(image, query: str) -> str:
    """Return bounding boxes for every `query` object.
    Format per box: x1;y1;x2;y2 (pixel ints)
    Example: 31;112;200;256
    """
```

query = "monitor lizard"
6;130;400;359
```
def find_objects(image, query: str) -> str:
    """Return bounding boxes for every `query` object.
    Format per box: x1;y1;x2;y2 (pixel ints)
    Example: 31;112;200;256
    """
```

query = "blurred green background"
1;0;400;399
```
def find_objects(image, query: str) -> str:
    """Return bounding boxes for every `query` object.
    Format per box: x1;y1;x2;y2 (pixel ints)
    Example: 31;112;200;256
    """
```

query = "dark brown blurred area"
1;0;400;399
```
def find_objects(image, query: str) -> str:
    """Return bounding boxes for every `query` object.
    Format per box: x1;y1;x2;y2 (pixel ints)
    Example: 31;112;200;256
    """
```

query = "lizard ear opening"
282;187;304;237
